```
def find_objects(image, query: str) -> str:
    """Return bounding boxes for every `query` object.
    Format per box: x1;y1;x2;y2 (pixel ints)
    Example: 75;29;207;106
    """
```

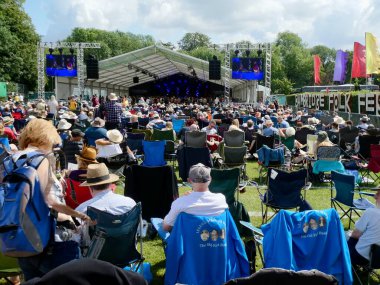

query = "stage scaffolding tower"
37;42;101;99
213;43;272;102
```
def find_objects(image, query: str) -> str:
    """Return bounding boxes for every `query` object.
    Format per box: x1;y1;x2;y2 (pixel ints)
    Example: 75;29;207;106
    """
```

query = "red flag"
313;55;322;85
352;42;367;78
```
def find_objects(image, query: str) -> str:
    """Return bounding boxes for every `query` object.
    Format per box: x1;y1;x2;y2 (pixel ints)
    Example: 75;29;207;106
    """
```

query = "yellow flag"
365;32;380;74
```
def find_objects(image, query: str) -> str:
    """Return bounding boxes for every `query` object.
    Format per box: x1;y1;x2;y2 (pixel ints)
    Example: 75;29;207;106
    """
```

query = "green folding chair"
0;253;22;285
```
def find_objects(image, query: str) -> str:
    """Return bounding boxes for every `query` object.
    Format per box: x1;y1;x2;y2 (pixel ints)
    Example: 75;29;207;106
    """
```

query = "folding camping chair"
257;168;311;223
124;164;179;221
151;210;250;285
330;170;366;229
240;208;353;285
141;140;166;167
132;128;152;141
254;134;275;153
363;144;380;184
295;128;315;146
86;203;144;269
224;130;245;147
185;131;207;148
151;129;175;142
137;117;150;129
353;244;380;285
209;168;250;236
172;119;185;135
256;145;285;184
339;126;359;151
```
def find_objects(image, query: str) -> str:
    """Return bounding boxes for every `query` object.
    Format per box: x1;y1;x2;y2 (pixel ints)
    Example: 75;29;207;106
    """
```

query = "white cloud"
29;0;380;50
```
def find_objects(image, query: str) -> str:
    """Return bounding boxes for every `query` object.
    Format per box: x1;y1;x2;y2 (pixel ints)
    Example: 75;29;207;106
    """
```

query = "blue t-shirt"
84;127;108;147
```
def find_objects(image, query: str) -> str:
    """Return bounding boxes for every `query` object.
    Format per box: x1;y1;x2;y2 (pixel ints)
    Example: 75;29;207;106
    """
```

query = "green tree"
178;32;211;52
0;0;39;90
185;46;223;62
64;28;155;60
272;78;294;95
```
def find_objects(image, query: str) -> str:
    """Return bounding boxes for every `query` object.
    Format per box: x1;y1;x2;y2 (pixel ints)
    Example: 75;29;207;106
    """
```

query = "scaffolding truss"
37;42;101;99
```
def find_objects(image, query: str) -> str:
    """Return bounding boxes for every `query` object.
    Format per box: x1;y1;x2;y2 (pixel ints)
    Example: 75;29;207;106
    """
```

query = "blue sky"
24;0;380;50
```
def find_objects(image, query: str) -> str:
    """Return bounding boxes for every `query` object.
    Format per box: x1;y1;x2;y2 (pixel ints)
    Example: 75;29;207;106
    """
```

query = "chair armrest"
358;191;375;197
303;182;312;191
150;218;171;241
240;221;263;237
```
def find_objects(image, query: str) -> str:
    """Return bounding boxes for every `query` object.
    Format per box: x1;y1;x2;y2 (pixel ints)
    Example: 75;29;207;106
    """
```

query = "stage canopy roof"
95;45;245;89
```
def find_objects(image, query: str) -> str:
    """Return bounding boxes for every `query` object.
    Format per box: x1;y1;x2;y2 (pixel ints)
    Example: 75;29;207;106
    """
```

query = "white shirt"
47;100;59;115
355;207;380;260
164;191;228;226
76;190;136;215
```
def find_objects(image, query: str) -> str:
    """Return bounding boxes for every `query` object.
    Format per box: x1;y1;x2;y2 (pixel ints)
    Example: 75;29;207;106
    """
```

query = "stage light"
69;48;75;55
58;48;63;55
48;48;54;55
234;50;240;56
245;50;250;57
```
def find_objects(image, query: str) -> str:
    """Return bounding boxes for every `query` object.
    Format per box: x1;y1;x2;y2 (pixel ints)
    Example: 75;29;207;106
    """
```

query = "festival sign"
294;92;380;115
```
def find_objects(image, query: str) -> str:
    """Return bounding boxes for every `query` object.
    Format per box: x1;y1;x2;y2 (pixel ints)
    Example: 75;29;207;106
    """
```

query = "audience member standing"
104;93;122;130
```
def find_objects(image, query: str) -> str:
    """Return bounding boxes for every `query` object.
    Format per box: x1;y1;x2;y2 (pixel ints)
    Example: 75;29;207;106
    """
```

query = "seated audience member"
57;119;72;142
62;129;84;165
354;124;379;153
163;163;228;232
84;117;107;147
147;113;164;129
314;131;334;158
178;119;195;144
228;119;243;132
347;188;380;265
262;120;278;137
95;129;135;161
0;121;17;143
277;116;290;129
201;119;217;135
357;115;370;131
76;163;136;215
162;121;177;140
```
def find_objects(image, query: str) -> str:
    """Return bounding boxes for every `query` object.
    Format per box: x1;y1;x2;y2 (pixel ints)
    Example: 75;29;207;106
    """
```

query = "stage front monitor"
231;57;264;80
46;54;77;77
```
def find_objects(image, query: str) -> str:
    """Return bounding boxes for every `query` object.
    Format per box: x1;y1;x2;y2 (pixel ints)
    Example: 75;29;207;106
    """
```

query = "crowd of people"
0;92;379;283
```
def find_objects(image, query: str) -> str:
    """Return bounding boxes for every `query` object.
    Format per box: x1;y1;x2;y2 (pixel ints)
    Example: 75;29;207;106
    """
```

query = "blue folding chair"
141;140;166;167
172;119;185;135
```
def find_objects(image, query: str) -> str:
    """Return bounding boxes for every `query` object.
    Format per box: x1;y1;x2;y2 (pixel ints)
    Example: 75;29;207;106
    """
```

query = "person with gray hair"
163;163;228;232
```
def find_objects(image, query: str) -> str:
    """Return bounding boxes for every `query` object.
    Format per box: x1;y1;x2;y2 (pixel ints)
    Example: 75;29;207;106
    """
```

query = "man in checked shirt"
103;93;123;130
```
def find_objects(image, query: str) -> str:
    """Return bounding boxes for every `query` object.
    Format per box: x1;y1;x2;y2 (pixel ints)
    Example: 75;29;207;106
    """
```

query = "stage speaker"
133;76;139;83
209;59;221;80
86;57;99;79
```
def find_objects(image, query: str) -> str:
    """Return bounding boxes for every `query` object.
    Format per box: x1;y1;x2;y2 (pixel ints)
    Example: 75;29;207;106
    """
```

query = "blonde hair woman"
16;119;90;281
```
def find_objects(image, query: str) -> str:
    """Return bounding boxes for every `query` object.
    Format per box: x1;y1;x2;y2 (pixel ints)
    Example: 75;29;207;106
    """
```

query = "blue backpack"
0;151;55;257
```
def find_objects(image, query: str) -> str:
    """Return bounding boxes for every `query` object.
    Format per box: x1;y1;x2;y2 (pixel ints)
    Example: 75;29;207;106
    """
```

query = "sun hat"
75;146;99;164
60;113;71;119
317;131;328;143
308;117;320;125
360;115;370;122
80;163;119;186
333;116;345;125
188;163;211;183
91;117;105;128
106;129;123;144
57;119;72;130
2;116;14;125
108;93;118;101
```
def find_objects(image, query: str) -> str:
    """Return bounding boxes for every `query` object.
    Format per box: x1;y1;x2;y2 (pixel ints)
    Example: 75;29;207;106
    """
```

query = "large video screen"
46;54;77;77
231;57;264;80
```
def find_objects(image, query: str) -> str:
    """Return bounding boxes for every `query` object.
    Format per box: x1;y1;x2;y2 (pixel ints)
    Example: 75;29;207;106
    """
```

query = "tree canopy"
0;0;39;90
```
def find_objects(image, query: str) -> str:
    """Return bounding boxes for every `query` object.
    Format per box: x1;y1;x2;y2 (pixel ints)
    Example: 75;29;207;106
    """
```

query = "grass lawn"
132;160;380;285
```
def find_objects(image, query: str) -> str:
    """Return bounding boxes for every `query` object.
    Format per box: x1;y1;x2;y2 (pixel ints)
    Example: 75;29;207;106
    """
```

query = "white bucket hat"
108;93;118;101
106;129;123;144
333;116;345;125
57;119;72;130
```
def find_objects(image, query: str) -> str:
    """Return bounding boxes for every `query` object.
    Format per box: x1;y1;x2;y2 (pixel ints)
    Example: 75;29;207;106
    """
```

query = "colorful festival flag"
313;55;321;85
352;42;367;78
333;50;348;83
365;32;380;74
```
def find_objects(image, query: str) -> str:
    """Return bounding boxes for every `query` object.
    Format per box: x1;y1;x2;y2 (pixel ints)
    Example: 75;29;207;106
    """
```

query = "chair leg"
348;210;352;229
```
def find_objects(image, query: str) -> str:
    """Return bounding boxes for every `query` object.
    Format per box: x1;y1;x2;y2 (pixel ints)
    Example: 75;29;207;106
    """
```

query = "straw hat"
108;93;118;101
80;163;119;186
2;116;14;125
75;146;99;163
91;117;105;128
360;115;370;122
57;119;72;130
60;113;71;119
106;129;123;144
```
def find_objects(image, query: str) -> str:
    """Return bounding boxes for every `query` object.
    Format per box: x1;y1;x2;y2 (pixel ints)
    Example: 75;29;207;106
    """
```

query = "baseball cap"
188;163;211;183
